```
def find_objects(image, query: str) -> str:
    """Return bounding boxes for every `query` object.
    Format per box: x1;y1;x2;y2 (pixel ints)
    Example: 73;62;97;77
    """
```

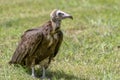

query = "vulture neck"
51;19;61;34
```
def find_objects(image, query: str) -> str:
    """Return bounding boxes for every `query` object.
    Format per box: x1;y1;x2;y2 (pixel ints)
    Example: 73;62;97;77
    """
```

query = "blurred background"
0;0;120;80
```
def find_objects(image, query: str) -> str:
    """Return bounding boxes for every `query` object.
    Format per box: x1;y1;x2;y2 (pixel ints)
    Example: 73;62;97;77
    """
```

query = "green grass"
0;0;120;80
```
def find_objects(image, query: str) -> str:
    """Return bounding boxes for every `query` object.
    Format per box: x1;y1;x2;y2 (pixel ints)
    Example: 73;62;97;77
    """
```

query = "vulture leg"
31;59;36;78
31;67;35;78
41;67;46;79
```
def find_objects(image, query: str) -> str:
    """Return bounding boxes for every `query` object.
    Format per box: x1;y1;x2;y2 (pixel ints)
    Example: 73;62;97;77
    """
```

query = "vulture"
9;9;73;79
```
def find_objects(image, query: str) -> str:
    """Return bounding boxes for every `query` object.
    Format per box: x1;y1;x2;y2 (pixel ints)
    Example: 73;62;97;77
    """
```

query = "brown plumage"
9;21;63;66
9;9;73;78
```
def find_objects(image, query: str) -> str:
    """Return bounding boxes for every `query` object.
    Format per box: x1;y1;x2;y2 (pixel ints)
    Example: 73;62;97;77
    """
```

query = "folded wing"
9;28;43;65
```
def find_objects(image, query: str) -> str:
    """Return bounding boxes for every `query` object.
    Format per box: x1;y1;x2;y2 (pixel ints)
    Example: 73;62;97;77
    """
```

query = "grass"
0;0;120;80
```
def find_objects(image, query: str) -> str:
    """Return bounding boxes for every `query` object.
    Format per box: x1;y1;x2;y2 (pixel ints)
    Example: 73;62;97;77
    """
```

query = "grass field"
0;0;120;80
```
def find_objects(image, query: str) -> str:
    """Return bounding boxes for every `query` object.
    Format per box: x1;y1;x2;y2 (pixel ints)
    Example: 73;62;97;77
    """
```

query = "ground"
0;0;120;80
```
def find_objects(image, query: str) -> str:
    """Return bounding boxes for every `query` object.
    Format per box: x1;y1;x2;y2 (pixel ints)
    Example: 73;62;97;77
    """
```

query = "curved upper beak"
66;16;73;20
62;13;73;20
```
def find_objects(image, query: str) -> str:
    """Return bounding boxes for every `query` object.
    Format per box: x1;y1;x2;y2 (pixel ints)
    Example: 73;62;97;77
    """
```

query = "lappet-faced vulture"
9;9;73;79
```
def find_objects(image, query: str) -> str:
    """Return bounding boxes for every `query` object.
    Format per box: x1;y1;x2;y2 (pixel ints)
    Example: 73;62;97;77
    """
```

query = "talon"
40;76;46;79
31;75;36;78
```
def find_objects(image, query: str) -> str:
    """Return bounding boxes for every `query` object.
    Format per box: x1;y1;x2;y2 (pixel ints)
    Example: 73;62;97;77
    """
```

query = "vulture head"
50;9;73;32
50;9;73;21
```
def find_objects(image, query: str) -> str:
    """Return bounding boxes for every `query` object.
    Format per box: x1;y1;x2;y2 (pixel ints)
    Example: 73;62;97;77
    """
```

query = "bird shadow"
25;68;86;80
47;70;85;80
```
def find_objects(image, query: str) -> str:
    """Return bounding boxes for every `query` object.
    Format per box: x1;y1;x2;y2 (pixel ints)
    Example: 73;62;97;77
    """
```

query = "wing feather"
9;28;43;64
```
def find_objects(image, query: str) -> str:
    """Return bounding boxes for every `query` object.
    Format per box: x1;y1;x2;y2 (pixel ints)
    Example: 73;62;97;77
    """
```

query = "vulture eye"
58;13;64;16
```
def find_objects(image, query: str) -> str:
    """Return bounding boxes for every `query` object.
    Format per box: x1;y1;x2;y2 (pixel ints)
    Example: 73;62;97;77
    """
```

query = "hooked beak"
62;13;73;20
64;15;73;20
